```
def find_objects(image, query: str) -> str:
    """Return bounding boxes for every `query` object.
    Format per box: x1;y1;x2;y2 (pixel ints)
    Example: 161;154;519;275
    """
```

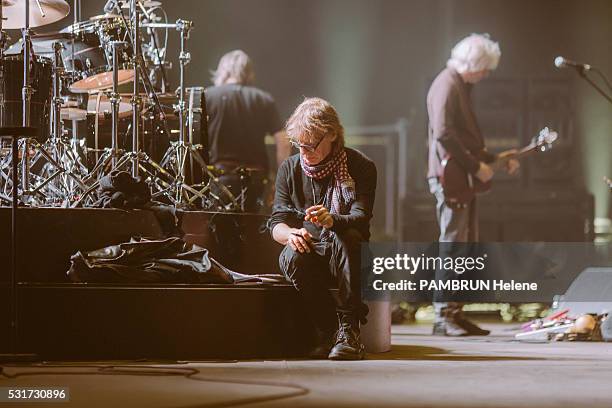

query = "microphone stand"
0;1;39;364
576;67;612;105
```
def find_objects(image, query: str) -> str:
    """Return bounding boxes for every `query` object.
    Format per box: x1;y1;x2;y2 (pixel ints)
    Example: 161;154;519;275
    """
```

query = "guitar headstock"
529;127;558;152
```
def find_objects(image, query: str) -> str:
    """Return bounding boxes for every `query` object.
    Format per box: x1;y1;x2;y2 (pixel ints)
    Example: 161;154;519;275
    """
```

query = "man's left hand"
497;149;520;175
305;205;334;229
505;158;520;175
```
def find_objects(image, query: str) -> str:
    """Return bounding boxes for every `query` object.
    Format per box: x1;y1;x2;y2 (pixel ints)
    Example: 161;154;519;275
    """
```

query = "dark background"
9;0;611;238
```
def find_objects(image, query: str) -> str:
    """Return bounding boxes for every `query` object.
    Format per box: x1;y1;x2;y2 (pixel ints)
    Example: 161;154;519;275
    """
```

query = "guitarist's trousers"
428;178;479;319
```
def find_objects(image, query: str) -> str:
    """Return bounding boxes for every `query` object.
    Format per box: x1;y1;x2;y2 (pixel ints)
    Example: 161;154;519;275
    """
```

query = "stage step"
1;207;296;359
15;283;315;360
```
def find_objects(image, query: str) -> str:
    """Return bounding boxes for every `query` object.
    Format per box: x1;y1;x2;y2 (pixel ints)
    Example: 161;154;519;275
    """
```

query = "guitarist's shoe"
455;315;490;336
433;303;490;337
433;321;469;336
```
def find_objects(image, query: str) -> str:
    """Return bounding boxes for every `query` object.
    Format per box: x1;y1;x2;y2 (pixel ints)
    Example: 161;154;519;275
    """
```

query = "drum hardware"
20;0;34;194
89;13;122;21
111;0;173;191
0;0;249;211
235;167;256;212
77;40;128;192
139;4;170;92
156;19;218;208
120;0;162;9
3;41;89;206
61;17;135;93
0;30;10;53
74;0;173;207
1;0;70;30
129;0;142;177
36;41;89;203
73;41;131;207
8;0;92;207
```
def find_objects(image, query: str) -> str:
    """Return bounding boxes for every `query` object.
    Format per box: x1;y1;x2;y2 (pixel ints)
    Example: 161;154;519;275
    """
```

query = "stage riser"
0;208;300;359
0;208;282;284
16;286;313;360
0;285;9;352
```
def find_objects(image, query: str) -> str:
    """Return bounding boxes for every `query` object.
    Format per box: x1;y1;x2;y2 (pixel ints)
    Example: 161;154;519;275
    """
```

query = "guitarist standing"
426;33;519;336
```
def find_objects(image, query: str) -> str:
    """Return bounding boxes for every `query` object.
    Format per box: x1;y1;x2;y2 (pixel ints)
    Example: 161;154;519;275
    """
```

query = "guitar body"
440;156;491;206
437;127;557;207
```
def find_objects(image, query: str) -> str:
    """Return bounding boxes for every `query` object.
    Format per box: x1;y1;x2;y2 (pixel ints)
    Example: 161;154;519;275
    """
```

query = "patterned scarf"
300;146;356;215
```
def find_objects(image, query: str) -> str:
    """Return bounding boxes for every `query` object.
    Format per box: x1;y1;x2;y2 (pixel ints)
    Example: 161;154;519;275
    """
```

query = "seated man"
269;97;377;360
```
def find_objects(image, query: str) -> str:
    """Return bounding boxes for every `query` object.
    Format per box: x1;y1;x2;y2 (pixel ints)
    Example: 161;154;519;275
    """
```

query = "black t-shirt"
205;84;283;171
270;147;377;240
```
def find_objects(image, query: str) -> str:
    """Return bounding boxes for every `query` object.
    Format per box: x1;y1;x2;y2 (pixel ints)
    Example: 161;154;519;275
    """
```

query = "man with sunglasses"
269;97;377;360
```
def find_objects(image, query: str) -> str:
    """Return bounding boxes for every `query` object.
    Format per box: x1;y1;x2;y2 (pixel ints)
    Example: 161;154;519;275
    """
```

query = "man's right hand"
475;162;494;183
288;228;313;253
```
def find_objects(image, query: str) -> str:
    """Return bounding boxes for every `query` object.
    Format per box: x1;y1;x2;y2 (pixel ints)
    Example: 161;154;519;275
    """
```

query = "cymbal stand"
74;41;131;206
20;0;33;197
158;20;238;208
0;6;6;205
130;0;141;177
101;1;177;202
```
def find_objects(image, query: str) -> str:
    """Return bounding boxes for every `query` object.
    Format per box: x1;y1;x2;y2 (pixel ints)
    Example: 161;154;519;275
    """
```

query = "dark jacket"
269;147;377;241
427;67;496;179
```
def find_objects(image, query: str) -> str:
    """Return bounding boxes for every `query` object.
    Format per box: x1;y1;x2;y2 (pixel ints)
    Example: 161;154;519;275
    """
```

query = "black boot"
308;328;335;359
328;313;365;360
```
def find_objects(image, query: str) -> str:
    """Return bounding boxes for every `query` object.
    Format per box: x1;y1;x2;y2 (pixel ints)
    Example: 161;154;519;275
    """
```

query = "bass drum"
0;54;52;141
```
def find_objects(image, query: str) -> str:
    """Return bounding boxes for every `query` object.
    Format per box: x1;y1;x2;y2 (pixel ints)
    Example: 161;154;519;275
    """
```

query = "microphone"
554;56;591;72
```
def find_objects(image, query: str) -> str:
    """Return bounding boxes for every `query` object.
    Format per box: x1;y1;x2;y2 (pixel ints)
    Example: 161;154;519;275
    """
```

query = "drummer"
205;49;291;213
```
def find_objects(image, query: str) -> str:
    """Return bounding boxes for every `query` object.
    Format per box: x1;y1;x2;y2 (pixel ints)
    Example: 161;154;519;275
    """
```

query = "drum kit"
0;0;242;210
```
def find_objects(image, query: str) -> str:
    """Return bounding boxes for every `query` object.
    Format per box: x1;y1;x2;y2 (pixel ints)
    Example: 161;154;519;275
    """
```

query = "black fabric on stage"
93;170;181;237
205;83;283;171
67;236;287;285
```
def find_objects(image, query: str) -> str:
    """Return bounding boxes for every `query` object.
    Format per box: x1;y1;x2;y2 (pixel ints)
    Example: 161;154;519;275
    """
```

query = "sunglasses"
289;137;324;153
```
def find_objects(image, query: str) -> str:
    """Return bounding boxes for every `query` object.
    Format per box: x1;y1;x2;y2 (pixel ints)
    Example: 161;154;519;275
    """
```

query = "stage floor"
2;323;612;407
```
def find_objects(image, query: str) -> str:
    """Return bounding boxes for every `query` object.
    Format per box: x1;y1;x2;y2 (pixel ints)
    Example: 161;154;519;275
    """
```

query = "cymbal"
120;1;161;8
31;30;74;41
88;13;121;21
2;0;70;30
70;69;134;93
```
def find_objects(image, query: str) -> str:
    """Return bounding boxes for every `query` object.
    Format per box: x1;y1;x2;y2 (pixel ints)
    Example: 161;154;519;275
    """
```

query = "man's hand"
305;205;334;229
288;227;313;253
497;149;520;175
505;158;520;175
475;162;494;183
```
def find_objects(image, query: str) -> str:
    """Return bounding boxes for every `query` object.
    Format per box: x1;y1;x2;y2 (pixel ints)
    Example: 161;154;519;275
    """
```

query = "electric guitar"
440;127;558;206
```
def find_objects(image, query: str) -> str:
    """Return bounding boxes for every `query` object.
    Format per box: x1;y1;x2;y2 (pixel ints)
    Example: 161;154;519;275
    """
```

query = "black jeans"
212;163;268;213
279;228;368;333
